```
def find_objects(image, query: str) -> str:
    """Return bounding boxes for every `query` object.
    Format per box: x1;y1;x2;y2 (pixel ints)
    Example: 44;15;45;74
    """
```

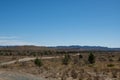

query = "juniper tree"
34;58;43;67
62;54;71;65
88;53;95;64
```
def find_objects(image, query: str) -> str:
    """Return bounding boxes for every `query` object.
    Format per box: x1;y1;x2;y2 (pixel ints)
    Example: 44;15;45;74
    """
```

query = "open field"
0;49;120;80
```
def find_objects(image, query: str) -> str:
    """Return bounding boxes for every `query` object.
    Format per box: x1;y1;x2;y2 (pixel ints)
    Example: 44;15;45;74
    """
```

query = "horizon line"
0;44;120;48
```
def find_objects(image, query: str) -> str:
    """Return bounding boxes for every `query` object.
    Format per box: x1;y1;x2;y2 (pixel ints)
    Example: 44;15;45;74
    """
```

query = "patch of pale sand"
0;78;9;80
0;78;4;80
0;71;47;80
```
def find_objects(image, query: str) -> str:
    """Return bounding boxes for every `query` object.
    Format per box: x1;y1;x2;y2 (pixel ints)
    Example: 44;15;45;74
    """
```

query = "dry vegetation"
0;46;120;80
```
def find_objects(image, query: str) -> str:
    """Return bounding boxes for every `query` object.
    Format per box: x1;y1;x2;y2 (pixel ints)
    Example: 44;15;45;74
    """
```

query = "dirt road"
0;56;60;66
0;54;80;66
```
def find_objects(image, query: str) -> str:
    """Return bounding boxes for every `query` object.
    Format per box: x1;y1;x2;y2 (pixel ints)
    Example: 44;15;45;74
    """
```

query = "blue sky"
0;0;120;47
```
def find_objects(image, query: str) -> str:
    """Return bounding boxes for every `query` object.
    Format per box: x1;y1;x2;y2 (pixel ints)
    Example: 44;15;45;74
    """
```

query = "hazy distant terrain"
1;45;120;51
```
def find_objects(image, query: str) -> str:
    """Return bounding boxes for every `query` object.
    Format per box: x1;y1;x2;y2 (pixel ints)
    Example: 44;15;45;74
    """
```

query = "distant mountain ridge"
0;45;120;51
54;45;120;51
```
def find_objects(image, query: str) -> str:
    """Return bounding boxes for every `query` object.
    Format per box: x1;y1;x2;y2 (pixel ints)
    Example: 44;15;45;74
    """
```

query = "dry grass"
0;52;120;80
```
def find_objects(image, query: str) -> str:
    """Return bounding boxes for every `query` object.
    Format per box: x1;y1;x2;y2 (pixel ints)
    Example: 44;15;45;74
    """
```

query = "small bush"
62;54;70;65
109;58;113;62
107;64;114;67
79;54;83;59
111;55;115;57
71;69;78;79
73;57;79;64
34;58;43;67
118;57;120;61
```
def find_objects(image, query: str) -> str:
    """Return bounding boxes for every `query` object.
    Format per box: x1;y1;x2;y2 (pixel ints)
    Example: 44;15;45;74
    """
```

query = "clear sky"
0;0;120;47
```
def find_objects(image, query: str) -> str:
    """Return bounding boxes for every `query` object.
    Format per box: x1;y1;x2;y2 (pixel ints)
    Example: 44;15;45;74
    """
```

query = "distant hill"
52;45;120;51
0;45;120;51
